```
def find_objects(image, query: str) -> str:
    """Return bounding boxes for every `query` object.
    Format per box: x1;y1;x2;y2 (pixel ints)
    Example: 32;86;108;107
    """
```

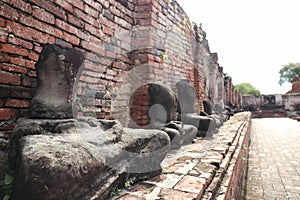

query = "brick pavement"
246;118;300;200
111;112;251;200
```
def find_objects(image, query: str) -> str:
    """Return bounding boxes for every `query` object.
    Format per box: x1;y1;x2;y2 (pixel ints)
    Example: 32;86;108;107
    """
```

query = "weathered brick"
22;75;37;88
28;0;66;20
83;0;102;11
28;52;39;61
11;86;35;99
135;4;153;12
0;3;19;21
62;32;80;46
0;18;5;27
5;20;54;44
27;70;37;77
8;36;33;50
2;0;32;14
56;19;78;35
0;108;16;120
32;6;55;24
9;57;26;68
112;61;130;70
84;61;106;73
67;14;85;29
24;60;35;70
103;26;114;36
19;15;63;38
84;4;99;19
33;45;42;53
0;44;28;56
81;41;105;54
0;85;10;97
53;0;73;13
79;75;99;83
5;99;30;108
85;52;102;63
103;10;114;21
66;0;84;10
74;8;99;27
0;64;27;74
0;71;21;85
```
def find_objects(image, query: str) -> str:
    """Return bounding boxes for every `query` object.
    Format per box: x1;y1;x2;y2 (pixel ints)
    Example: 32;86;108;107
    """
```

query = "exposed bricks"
28;52;39;62
62;32;80;45
0;30;8;43
19;15;63;38
28;0;67;20
81;40;105;54
67;14;85;29
53;0;73;13
27;70;37;77
83;4;98;19
32;6;55;24
0;3;19;21
0;108;16;120
5;20;55;44
5;99;30;108
0;71;21;85
0;18;5;27
84;61;106;73
66;0;84;10
83;0;102;11
0;85;10;97
10;86;35;99
8;36;33;50
22;76;37;88
2;0;32;14
74;8;99;27
55;19;78;35
0;44;28;57
0;64;27;74
0;0;239;139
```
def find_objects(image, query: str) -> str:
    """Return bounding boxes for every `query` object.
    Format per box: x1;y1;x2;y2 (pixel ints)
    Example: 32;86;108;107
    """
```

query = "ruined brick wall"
0;0;241;135
242;94;287;117
287;76;300;94
0;0;214;134
283;94;300;116
0;0;136;138
224;77;234;107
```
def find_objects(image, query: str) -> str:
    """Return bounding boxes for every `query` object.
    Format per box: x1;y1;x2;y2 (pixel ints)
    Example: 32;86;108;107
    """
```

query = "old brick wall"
0;0;137;137
0;0;242;137
0;0;216;133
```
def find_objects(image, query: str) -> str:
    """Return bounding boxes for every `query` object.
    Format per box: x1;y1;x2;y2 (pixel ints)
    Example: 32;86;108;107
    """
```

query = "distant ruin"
242;79;300;118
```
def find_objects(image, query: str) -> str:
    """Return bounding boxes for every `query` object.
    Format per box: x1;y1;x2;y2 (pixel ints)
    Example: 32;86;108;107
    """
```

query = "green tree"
235;83;260;95
279;62;300;85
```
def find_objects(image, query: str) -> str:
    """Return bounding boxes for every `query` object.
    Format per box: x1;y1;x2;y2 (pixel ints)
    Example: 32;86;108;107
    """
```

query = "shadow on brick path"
245;118;300;200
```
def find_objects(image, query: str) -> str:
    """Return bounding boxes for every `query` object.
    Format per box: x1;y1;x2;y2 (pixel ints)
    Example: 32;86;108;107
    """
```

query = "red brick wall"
287;76;300;94
0;0;233;135
0;0;136;137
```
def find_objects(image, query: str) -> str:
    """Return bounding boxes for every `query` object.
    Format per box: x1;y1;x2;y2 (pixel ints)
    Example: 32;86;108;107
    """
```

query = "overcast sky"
176;0;300;94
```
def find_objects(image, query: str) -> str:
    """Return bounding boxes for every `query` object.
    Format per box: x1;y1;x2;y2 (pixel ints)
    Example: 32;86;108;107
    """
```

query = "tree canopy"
279;62;300;85
235;83;260;95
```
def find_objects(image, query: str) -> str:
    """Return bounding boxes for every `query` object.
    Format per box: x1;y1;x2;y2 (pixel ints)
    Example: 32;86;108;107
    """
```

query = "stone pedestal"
10;44;171;200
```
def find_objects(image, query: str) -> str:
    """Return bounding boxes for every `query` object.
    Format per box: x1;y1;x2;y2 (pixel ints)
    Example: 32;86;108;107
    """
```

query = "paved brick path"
246;118;300;200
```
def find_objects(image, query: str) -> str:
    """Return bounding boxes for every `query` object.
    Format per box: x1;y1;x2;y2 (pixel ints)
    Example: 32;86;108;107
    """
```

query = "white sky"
176;0;300;94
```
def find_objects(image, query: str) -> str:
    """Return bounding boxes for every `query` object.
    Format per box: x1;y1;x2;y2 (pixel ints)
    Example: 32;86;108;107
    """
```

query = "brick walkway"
246;118;300;200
